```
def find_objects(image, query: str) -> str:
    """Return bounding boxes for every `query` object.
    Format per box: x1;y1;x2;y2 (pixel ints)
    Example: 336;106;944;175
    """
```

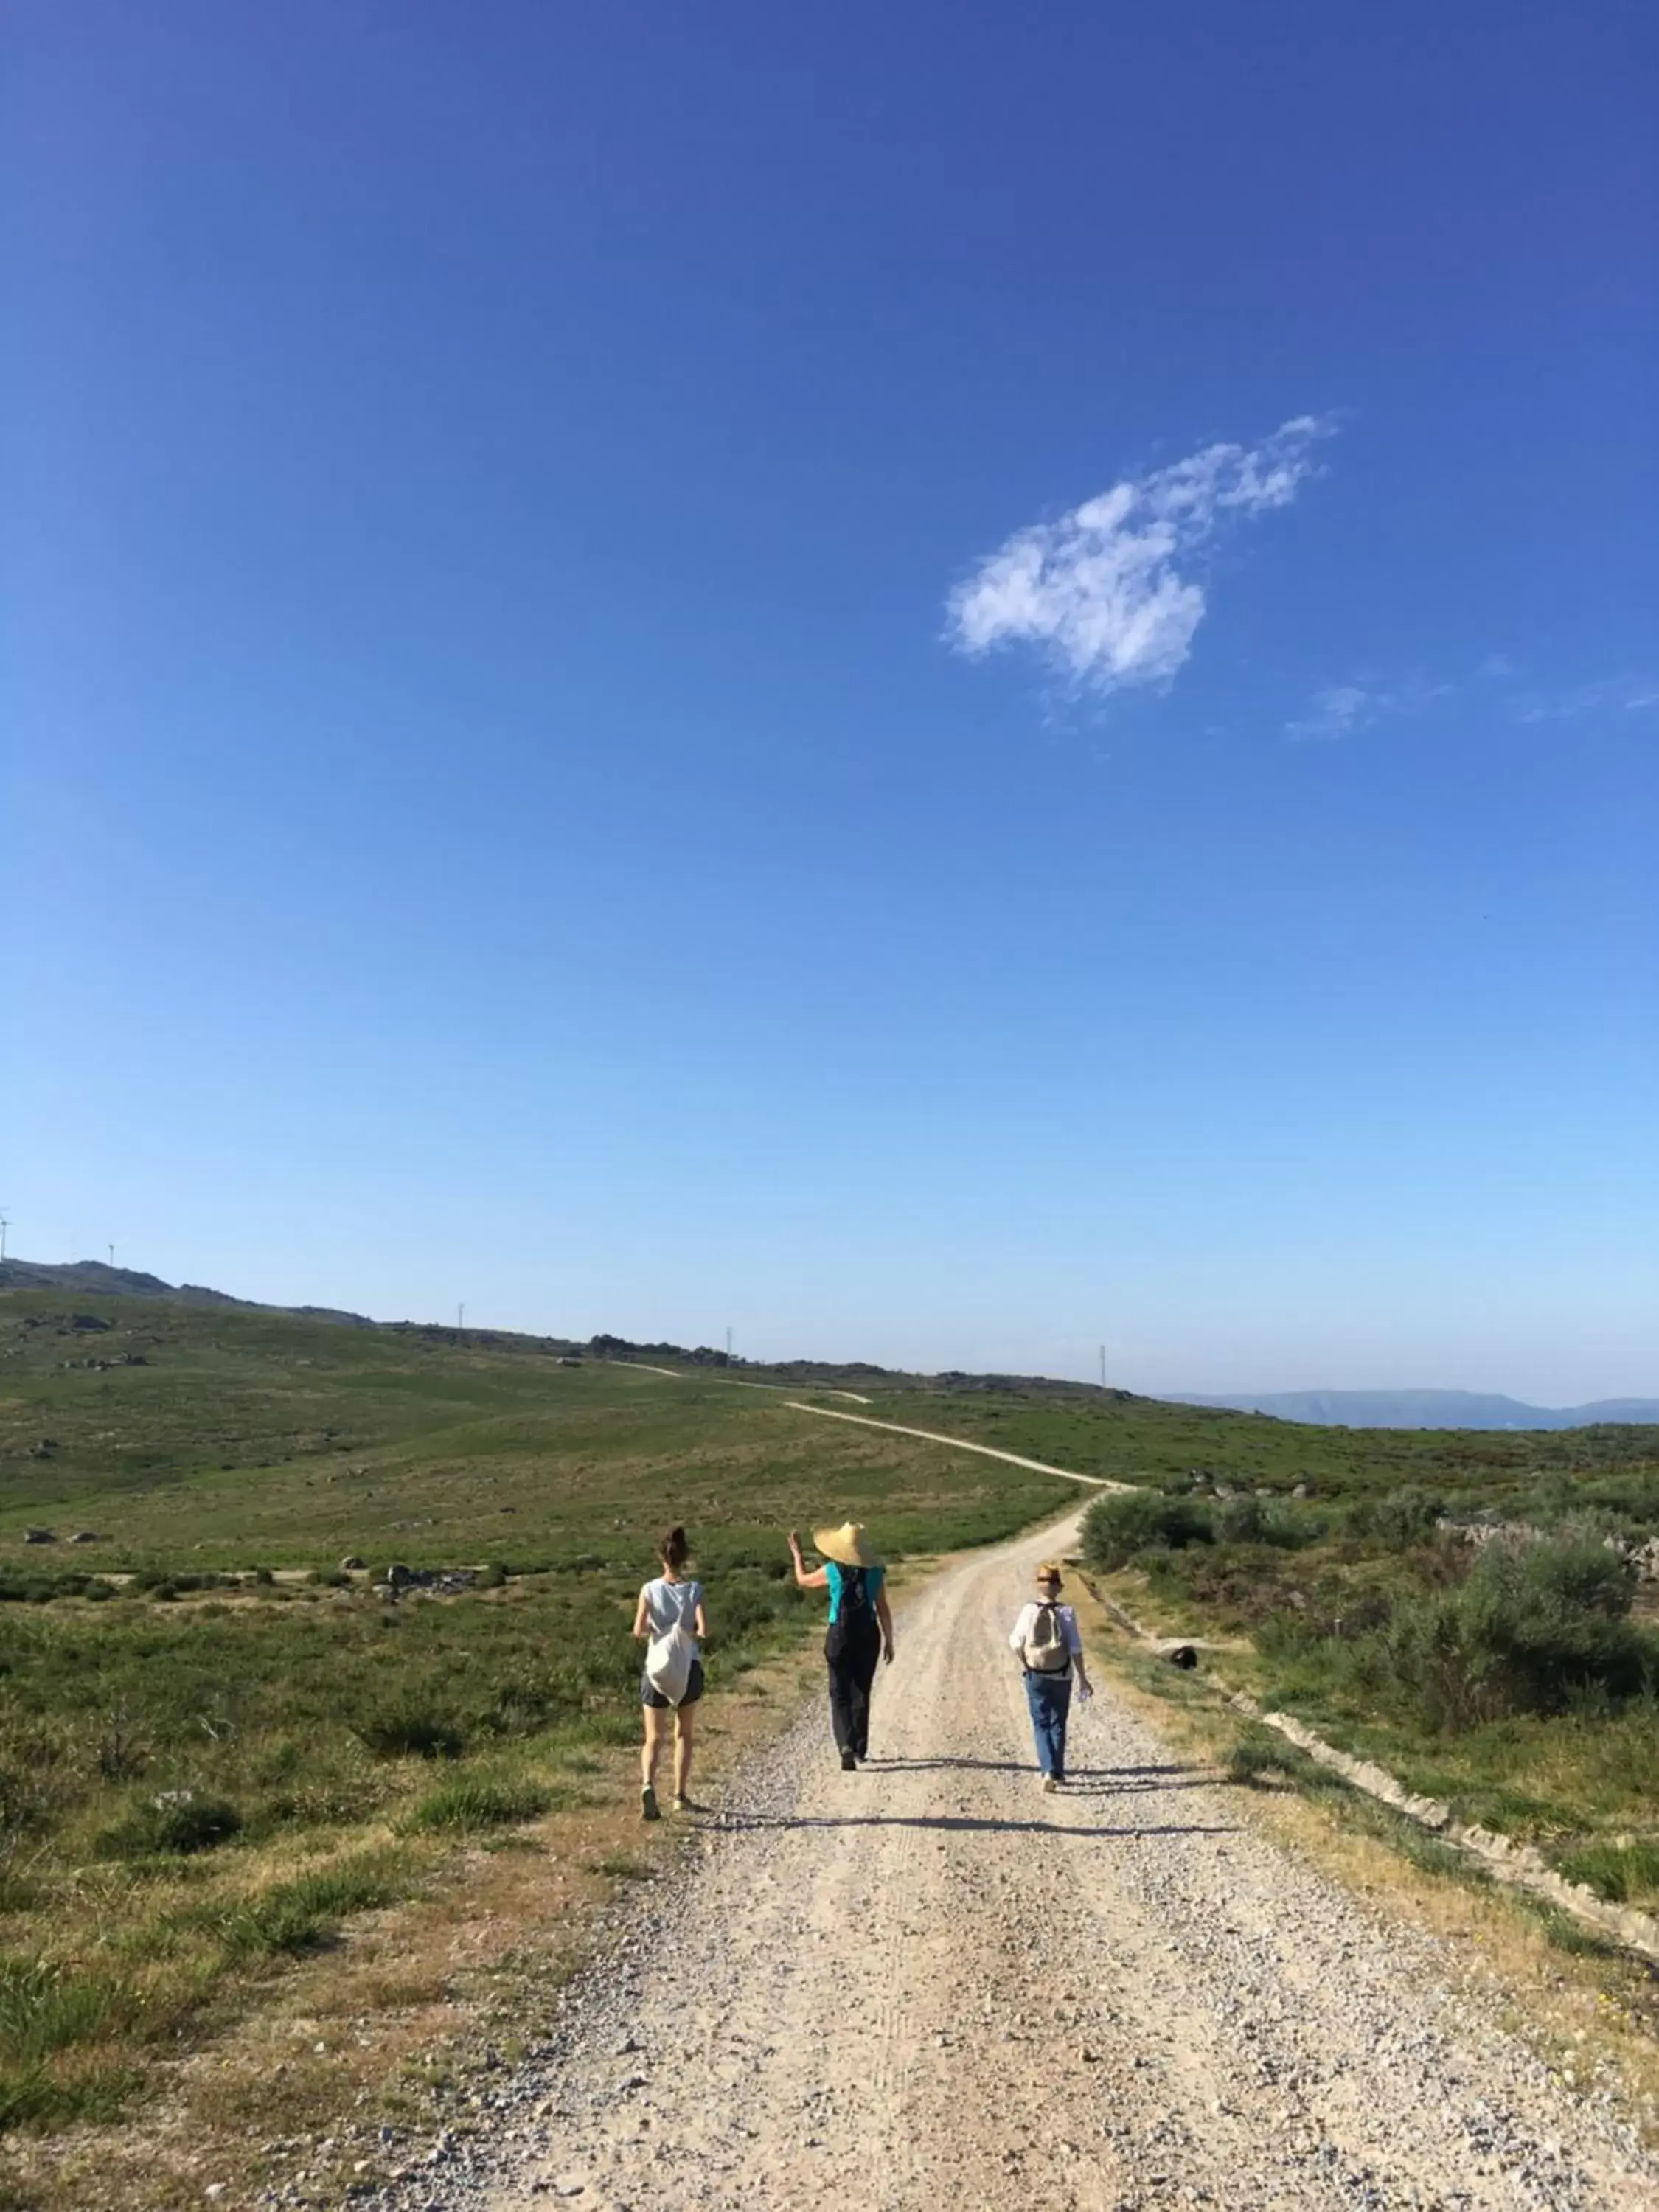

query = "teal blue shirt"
825;1559;885;1624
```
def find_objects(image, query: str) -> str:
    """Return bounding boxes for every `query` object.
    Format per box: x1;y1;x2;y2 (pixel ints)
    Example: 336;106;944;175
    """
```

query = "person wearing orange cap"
788;1521;894;1770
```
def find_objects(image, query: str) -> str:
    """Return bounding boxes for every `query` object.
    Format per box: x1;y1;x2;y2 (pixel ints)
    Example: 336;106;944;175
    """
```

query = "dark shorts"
641;1657;704;1711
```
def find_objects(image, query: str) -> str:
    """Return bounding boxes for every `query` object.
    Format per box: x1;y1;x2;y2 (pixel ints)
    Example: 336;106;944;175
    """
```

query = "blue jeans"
1023;1669;1072;1778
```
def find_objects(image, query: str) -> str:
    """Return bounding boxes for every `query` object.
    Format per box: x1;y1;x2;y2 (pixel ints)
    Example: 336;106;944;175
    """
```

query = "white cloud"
1285;661;1657;742
1515;674;1659;723
1286;683;1374;741
947;416;1332;696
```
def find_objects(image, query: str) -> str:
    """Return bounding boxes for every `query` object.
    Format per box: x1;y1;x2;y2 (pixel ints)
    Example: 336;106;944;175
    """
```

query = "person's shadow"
862;1756;1217;1796
711;1806;1237;1840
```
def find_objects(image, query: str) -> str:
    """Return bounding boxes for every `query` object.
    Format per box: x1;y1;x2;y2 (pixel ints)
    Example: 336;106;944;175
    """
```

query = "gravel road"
369;1513;1658;2212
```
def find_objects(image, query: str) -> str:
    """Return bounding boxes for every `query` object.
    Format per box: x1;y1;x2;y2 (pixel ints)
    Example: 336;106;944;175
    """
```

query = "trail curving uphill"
386;1514;1658;2212
781;1397;1134;1486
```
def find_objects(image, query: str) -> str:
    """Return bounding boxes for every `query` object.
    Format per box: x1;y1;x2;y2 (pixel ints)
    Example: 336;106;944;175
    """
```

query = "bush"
1349;1486;1441;1549
99;1789;243;1858
1081;1491;1213;1571
350;1700;467;1759
1380;1537;1652;1733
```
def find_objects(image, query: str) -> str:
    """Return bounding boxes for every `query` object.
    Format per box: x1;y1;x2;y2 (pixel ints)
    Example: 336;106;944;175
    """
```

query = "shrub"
1081;1490;1213;1571
99;1789;243;1858
1349;1486;1441;1548
1380;1537;1651;1733
350;1700;467;1759
1211;1496;1320;1548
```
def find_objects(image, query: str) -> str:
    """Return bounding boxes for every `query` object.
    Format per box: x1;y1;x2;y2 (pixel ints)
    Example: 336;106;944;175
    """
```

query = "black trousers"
825;1616;882;1758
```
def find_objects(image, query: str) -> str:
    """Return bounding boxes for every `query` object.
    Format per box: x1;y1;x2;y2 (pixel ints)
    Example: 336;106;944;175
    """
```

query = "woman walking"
1009;1561;1091;1792
633;1524;706;1820
789;1522;894;1770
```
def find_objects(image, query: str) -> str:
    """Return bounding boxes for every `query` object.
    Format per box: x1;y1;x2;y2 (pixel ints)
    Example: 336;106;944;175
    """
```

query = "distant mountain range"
1173;1388;1659;1431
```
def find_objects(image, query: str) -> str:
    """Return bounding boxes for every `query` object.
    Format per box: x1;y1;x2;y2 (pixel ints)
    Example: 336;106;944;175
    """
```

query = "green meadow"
4;1284;1659;2146
0;1290;1076;2137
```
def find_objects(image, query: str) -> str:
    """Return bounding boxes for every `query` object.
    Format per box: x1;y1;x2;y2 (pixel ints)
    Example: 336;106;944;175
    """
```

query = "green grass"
6;1283;1658;2132
403;1774;558;1833
0;1287;1089;2135
1068;1419;1659;1916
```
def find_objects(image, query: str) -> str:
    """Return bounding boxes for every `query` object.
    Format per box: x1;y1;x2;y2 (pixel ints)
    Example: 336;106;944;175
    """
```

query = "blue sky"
5;2;1656;1399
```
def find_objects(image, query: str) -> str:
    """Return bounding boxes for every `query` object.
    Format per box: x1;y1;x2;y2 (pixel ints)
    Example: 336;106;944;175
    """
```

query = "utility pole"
457;1302;465;1332
1099;1343;1106;1389
108;1244;116;1268
0;1213;9;1262
726;1325;732;1361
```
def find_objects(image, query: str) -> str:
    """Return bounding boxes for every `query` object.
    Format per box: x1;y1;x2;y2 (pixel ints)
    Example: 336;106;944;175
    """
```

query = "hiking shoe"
1041;1774;1059;1794
840;1749;857;1771
672;1794;700;1815
641;1784;661;1821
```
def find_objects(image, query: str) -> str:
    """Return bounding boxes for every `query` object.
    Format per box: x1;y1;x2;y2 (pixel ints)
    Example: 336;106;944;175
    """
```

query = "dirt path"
781;1397;1133;1485
376;1514;1658;2212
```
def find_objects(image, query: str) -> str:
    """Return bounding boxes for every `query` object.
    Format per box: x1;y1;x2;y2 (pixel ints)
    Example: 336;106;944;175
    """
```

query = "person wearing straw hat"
1009;1561;1091;1792
788;1521;894;1770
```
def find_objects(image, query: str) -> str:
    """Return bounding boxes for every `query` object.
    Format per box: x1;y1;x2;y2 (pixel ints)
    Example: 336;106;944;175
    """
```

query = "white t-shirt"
1008;1599;1082;1666
640;1576;703;1654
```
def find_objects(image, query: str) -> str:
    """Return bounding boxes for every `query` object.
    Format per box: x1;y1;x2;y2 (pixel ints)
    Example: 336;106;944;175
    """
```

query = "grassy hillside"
0;1289;1094;2147
5;1284;1658;2162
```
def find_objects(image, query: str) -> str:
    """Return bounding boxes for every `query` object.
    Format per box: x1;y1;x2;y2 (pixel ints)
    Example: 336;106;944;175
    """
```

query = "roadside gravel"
358;1512;1659;2212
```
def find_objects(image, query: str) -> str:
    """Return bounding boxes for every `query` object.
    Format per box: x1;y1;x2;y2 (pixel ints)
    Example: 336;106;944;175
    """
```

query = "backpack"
1023;1599;1070;1674
835;1565;870;1619
644;1580;699;1705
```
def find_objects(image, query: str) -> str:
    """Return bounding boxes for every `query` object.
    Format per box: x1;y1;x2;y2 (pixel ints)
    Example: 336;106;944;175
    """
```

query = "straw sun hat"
813;1520;883;1568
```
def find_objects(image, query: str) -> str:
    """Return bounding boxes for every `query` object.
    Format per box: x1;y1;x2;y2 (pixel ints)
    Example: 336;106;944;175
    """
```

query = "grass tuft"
403;1775;554;1833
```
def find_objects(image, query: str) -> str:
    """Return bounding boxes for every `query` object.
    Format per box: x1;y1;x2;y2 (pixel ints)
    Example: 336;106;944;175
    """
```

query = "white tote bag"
644;1580;699;1705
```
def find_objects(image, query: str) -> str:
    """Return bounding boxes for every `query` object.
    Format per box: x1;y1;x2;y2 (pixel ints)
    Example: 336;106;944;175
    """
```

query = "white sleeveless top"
640;1576;702;1654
